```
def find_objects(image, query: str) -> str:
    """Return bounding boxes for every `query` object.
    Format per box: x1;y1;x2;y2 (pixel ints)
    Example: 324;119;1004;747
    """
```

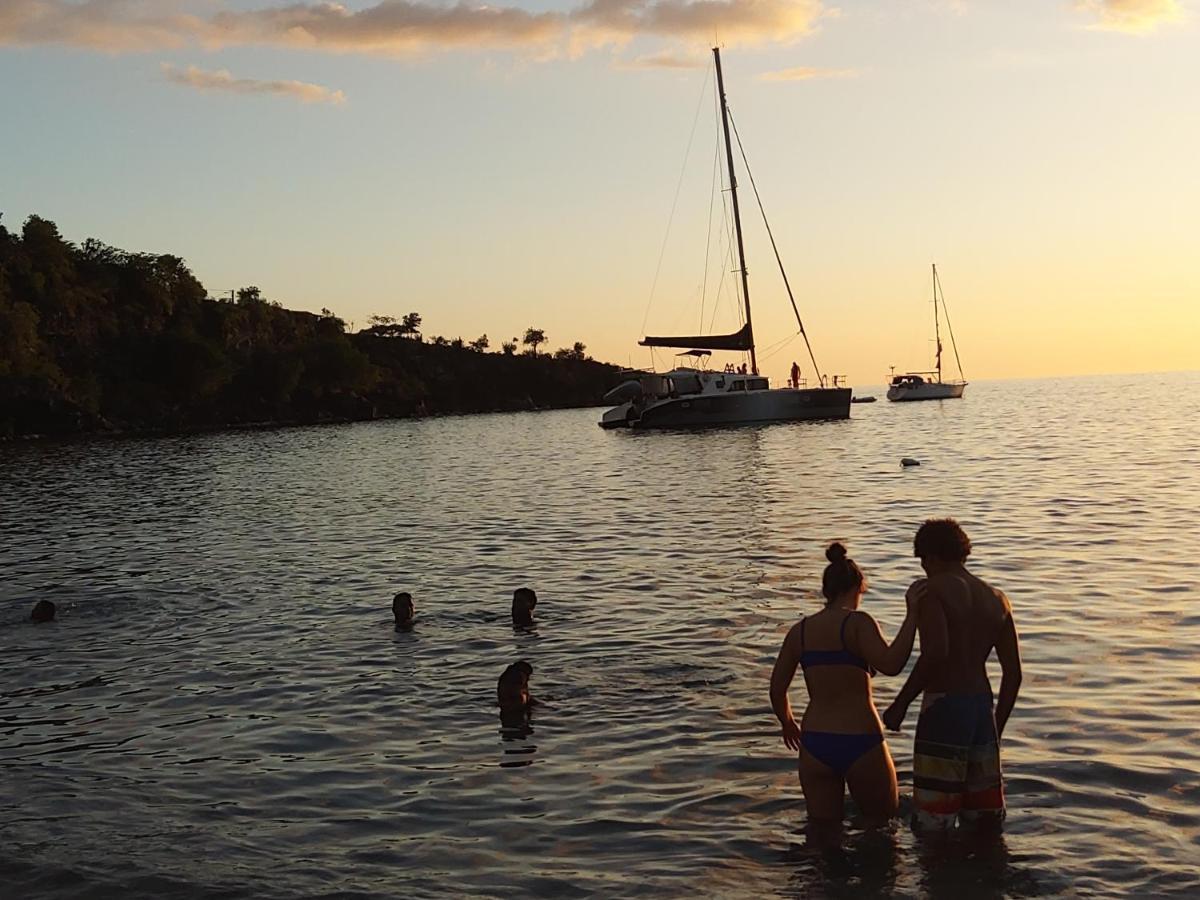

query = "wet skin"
882;560;1022;738
770;583;921;825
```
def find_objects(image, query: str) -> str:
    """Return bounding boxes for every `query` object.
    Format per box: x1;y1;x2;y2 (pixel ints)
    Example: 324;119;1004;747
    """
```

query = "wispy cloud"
571;0;825;47
0;0;828;56
615;50;707;69
1075;0;1184;33
0;0;204;52
759;65;858;81
161;63;346;104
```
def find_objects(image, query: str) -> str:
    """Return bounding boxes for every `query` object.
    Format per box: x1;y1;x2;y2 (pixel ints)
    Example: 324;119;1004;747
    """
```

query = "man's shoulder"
992;585;1013;617
969;572;1012;617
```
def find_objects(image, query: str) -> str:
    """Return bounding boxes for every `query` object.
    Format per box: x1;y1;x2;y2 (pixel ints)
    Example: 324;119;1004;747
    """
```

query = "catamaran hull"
602;388;851;429
886;382;966;402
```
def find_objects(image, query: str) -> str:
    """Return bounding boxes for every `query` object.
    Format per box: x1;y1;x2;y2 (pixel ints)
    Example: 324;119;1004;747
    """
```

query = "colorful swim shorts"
912;692;1005;829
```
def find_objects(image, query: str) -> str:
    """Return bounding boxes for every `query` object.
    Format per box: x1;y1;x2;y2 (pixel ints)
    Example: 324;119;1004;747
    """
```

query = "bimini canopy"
640;323;752;352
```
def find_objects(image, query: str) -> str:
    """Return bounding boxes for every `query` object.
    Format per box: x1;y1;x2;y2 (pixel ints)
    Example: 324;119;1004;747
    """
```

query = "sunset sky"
2;0;1197;387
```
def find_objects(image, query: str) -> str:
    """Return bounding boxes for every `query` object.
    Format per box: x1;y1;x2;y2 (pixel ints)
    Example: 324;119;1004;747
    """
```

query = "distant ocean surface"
3;371;1199;898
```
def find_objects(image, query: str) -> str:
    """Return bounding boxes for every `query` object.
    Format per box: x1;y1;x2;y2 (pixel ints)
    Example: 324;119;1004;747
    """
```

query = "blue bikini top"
799;613;873;673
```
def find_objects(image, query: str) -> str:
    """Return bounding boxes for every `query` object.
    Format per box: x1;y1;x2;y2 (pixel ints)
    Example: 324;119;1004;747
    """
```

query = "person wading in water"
770;543;921;839
882;518;1023;832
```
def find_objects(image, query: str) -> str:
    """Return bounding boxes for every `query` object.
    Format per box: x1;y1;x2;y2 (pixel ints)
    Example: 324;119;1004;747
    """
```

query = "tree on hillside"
319;308;346;332
554;341;587;361
363;314;409;338
237;286;262;305
469;334;489;352
450;336;464;350
401;312;422;339
522;327;546;356
501;340;517;356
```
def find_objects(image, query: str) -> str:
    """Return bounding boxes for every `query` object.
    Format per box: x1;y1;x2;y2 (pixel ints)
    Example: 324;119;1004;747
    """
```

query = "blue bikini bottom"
801;730;884;777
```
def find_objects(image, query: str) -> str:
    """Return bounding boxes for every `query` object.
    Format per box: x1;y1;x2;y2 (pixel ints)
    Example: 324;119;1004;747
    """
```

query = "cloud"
758;64;857;81
161;63;346;104
615;50;707;69
572;0;825;46
205;0;563;53
0;0;829;56
0;0;205;51
1075;0;1184;33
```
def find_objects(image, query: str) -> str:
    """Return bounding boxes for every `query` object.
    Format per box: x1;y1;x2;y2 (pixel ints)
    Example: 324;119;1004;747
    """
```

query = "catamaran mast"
932;262;942;384
713;47;756;376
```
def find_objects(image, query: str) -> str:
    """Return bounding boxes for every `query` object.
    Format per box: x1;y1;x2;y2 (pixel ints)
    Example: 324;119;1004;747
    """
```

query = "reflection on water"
2;372;1199;897
783;827;902;898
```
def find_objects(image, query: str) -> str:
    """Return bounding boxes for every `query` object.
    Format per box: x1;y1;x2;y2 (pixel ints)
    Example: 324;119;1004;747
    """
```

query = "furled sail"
639;323;752;352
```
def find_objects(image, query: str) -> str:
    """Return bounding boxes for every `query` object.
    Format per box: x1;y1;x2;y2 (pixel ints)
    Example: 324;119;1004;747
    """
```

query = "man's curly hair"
914;518;972;562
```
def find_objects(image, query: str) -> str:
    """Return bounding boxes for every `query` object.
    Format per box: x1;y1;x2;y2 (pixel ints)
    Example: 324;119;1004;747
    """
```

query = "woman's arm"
882;584;949;730
849;581;923;676
769;623;804;751
851;609;918;676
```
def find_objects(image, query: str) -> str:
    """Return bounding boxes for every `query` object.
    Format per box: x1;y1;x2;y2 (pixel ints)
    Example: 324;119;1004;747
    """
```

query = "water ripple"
2;372;1199;897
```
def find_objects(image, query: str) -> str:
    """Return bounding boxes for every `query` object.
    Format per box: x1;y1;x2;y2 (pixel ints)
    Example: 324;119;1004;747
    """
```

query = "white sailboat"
599;47;851;430
886;263;967;402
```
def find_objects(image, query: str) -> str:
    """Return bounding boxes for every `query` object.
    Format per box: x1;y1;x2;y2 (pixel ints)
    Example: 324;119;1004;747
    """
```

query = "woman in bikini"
770;543;921;831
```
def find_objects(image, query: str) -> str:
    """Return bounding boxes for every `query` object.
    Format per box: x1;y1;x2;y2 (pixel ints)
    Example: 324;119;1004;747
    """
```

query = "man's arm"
993;600;1022;738
882;584;948;731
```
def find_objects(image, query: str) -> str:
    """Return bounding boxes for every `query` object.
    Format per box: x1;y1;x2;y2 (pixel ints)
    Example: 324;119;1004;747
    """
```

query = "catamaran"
886;263;967;402
599;48;851;430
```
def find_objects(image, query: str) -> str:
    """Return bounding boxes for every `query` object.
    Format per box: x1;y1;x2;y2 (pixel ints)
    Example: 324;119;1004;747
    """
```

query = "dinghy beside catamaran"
886;263;967;402
599;47;850;430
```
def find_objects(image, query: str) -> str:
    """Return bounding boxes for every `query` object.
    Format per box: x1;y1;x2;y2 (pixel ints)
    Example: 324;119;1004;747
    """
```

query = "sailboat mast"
932;262;942;383
713;47;756;376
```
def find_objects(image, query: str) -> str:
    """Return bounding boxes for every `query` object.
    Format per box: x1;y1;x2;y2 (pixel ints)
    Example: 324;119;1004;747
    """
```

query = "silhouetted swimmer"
30;600;56;623
497;660;533;712
512;588;537;627
392;592;414;630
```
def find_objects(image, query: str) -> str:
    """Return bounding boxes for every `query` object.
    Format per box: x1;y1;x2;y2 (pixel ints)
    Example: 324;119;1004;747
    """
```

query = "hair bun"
826;542;848;563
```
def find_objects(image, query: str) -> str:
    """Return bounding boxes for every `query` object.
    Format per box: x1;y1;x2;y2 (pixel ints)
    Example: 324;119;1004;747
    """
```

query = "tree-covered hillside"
0;215;619;438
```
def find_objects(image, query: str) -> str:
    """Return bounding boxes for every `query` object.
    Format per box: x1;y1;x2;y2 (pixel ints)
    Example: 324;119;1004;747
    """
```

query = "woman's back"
794;609;885;734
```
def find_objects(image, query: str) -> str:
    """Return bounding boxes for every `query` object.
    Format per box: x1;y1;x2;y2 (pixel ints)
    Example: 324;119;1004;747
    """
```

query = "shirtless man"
882;519;1022;831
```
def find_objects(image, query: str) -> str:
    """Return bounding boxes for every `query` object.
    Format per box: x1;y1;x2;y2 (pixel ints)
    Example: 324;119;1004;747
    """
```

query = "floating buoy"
901;457;920;467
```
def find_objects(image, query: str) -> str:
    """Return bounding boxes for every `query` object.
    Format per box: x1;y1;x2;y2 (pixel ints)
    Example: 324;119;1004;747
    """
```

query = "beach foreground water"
2;372;1198;898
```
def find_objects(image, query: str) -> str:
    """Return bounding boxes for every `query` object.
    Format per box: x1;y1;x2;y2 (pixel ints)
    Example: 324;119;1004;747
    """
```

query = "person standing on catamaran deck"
882;519;1023;831
791;361;801;389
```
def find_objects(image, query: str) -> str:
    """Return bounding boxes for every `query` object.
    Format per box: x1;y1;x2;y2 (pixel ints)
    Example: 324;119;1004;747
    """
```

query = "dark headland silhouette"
0;215;620;439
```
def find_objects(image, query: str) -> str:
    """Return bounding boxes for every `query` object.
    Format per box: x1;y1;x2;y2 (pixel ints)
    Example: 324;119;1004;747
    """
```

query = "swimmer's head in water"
31;600;56;623
914;519;972;565
822;542;866;604
393;592;414;627
512;588;537;626
497;659;533;711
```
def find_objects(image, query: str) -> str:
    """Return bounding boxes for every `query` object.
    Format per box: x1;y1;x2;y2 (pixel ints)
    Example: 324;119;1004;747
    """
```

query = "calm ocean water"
2;371;1199;898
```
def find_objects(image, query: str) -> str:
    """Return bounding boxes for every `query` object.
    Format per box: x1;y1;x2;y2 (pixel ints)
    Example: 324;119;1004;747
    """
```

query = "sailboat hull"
620;387;850;429
886;382;966;402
